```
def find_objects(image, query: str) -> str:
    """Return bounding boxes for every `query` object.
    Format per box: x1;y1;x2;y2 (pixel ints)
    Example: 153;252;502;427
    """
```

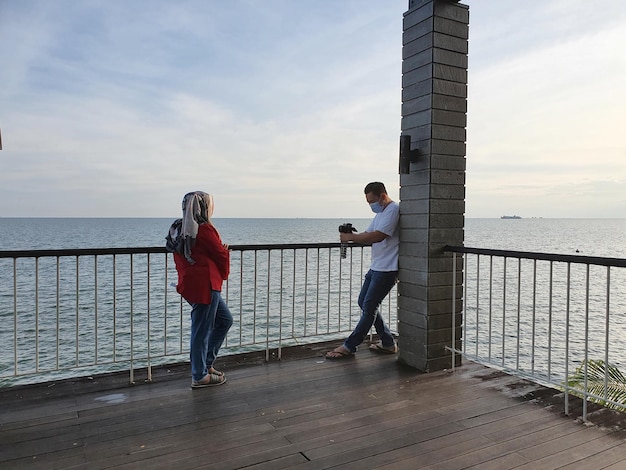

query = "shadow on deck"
1;340;626;469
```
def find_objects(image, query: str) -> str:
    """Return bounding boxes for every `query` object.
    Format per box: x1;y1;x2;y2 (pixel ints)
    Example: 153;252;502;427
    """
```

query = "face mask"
369;201;384;213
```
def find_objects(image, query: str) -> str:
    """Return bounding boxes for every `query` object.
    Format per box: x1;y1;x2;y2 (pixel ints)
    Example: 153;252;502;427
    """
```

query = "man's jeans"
189;291;233;381
344;269;398;353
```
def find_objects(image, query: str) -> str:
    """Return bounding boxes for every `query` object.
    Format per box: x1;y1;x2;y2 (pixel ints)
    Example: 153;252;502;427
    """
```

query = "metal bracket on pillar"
399;134;420;174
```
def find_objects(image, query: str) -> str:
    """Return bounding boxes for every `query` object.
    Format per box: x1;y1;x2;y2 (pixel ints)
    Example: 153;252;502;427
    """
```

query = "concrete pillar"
397;0;468;372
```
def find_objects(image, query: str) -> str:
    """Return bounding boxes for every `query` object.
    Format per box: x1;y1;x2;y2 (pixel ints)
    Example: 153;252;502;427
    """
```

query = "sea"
1;217;626;386
1;217;626;257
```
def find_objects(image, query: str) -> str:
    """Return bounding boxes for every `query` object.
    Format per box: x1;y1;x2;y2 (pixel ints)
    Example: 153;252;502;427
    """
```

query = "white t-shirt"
366;201;399;271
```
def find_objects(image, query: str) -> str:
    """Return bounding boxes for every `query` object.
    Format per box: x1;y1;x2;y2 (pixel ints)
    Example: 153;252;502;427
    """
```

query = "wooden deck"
1;342;626;469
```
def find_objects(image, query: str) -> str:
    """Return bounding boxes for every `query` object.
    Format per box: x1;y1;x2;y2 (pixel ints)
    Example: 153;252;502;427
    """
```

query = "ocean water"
2;217;626;256
0;218;374;250
464;218;626;259
1;217;626;386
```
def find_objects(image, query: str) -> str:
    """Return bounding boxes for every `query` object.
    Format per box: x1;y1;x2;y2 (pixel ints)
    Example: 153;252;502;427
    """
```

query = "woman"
166;191;233;388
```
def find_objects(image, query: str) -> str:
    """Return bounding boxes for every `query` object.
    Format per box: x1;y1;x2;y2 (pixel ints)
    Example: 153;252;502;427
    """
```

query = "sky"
1;0;625;219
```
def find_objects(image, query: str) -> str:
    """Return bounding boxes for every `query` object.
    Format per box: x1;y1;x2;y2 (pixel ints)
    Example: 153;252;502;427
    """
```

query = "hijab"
166;191;214;263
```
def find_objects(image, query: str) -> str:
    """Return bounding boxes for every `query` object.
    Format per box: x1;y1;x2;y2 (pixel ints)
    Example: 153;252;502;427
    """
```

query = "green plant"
565;359;626;412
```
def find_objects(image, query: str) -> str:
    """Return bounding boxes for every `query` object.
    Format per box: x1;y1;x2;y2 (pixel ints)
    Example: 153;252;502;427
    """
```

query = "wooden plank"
557;442;626;469
1;354;624;470
462;452;531;470
514;436;626;469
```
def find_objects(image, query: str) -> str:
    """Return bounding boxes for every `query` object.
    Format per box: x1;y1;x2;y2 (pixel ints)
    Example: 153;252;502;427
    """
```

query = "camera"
338;223;357;258
338;223;356;234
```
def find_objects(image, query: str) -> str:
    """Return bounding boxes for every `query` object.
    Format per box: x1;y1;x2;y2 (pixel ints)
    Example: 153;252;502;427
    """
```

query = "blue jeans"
344;269;398;353
189;291;233;381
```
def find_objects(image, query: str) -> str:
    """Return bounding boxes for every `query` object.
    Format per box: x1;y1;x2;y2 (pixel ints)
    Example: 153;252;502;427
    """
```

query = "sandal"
209;367;224;377
369;342;398;354
325;346;354;360
191;373;227;389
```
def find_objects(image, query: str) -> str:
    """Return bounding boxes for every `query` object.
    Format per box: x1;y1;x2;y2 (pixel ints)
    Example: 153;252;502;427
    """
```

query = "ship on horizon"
501;215;522;219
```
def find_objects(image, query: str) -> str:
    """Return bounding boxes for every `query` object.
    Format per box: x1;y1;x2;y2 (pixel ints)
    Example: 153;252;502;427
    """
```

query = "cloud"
0;0;405;217
1;0;624;218
466;1;626;217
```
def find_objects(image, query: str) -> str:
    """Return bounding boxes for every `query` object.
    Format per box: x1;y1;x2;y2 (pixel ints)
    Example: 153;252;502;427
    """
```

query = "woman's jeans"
344;269;398;353
189;291;233;381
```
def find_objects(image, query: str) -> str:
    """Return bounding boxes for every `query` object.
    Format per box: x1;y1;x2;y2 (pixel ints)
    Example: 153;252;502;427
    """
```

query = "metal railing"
446;245;626;420
0;243;397;387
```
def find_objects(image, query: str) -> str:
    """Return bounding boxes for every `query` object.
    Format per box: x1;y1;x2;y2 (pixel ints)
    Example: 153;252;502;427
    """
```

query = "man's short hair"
364;182;387;197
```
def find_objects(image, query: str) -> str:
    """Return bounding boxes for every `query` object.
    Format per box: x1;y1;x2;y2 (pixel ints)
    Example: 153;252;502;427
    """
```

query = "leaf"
564;359;626;412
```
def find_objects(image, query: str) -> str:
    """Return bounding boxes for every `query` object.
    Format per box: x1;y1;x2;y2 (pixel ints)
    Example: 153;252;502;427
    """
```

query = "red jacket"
173;224;230;304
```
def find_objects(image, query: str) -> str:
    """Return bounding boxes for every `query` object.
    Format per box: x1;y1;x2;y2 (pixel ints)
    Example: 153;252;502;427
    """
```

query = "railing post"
451;252;456;371
397;0;469;372
2;243;390;386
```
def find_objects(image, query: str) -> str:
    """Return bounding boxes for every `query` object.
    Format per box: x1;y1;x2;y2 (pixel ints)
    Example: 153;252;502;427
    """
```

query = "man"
325;182;399;359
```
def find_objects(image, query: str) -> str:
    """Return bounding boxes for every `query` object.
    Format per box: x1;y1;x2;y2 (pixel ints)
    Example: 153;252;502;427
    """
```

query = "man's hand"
339;232;353;243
